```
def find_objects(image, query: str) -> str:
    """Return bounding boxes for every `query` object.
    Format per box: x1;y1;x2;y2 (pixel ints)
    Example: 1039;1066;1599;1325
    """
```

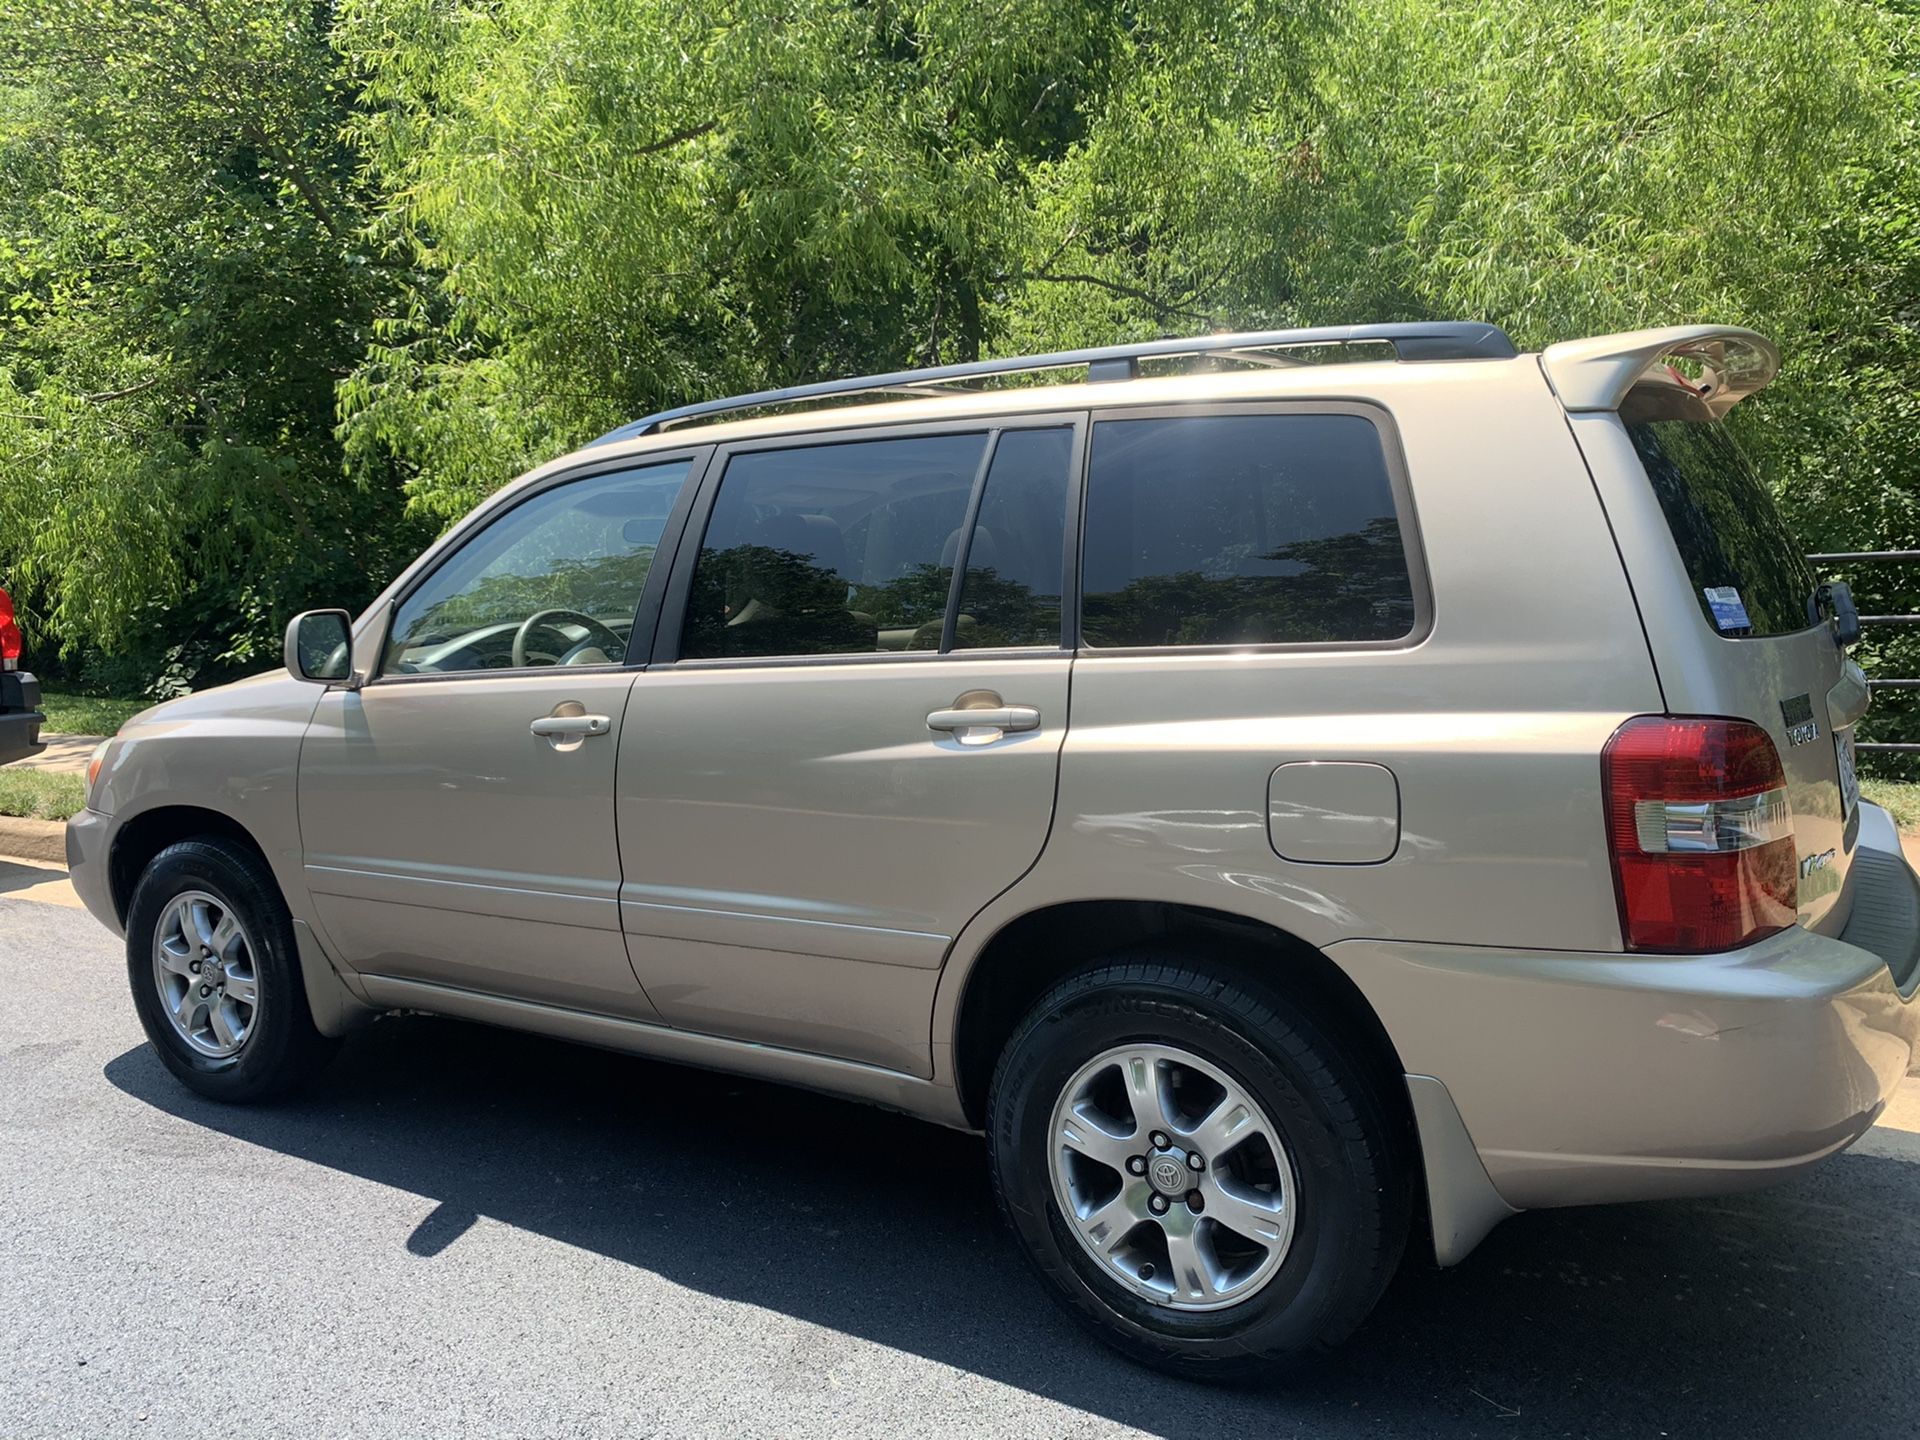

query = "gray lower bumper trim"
1840;813;1920;995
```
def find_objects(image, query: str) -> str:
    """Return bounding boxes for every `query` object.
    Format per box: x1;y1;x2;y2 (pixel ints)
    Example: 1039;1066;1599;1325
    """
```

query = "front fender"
89;670;325;932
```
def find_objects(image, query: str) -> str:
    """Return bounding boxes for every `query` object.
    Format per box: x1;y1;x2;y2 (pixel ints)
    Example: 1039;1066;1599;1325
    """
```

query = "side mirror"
284;609;356;685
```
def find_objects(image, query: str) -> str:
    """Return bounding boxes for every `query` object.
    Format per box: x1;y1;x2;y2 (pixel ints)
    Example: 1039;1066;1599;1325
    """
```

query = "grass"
0;767;85;822
1861;777;1920;831
36;688;149;736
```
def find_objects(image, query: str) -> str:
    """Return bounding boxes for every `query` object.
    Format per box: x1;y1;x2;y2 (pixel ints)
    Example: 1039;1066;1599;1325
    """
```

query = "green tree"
1297;1;1920;763
0;0;423;690
332;0;1332;520
5;0;1919;733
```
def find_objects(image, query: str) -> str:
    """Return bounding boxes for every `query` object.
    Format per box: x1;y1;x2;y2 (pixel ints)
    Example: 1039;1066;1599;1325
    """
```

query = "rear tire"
987;954;1409;1380
126;838;337;1103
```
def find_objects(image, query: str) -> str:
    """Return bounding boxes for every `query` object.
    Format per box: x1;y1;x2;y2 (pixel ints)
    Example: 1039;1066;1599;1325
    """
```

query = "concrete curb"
0;816;66;865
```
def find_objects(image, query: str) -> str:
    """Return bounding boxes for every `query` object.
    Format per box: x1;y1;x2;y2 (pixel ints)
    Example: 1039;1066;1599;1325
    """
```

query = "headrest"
942;525;997;571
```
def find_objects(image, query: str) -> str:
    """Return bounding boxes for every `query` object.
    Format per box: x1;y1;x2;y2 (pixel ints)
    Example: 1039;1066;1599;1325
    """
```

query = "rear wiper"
1807;580;1862;647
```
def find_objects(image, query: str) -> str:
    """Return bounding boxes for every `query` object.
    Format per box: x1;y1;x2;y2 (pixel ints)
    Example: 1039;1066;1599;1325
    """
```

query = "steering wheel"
511;608;626;669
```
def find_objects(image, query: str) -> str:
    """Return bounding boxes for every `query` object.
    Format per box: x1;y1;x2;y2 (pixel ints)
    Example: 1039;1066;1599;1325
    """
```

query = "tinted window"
681;433;986;659
1622;385;1815;638
385;460;690;674
1081;414;1416;647
953;428;1071;649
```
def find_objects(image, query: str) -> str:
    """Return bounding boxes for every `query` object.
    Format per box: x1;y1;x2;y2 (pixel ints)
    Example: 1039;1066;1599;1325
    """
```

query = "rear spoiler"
1541;325;1780;418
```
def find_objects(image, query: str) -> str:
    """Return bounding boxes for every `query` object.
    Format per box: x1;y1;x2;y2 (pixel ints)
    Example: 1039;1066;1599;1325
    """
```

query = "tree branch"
237;116;345;241
81;376;164;404
1025;270;1216;324
636;120;718;157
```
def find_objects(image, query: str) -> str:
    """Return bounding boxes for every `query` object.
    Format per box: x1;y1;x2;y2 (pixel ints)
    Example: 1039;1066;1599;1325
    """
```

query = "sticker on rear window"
1703;586;1751;632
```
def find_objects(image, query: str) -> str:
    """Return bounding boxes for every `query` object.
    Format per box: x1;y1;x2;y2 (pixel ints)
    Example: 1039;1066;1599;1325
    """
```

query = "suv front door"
617;420;1081;1073
298;453;703;1017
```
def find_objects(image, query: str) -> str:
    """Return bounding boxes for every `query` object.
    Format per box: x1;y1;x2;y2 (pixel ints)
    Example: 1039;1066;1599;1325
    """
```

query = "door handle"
529;714;612;738
926;705;1041;736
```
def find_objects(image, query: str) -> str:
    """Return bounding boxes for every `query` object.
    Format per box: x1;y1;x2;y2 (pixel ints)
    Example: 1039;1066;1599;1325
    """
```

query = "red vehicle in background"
0;586;45;766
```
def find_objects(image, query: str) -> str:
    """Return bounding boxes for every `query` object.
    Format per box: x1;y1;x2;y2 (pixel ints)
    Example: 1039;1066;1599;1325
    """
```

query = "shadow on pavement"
105;1016;1920;1438
0;859;53;896
0;858;75;903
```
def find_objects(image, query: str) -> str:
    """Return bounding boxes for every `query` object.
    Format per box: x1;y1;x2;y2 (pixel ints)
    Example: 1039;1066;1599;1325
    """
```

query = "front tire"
126;838;337;1102
987;955;1410;1380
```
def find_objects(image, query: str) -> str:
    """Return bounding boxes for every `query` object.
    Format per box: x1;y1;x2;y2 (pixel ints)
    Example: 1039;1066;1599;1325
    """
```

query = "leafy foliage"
3;0;1919;763
0;0;426;690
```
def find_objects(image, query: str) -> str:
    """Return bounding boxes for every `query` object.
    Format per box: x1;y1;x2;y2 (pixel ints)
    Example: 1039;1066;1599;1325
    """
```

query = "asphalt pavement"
4;870;1919;1439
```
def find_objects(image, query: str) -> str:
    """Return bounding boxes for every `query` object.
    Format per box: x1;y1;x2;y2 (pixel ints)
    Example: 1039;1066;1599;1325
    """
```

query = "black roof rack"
590;321;1516;445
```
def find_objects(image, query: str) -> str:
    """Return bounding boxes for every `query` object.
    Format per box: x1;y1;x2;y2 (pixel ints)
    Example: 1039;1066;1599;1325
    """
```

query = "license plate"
1836;729;1860;824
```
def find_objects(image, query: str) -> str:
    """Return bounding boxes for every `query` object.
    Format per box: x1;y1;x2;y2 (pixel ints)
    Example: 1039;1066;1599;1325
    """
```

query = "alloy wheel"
1046;1042;1297;1311
151;890;260;1059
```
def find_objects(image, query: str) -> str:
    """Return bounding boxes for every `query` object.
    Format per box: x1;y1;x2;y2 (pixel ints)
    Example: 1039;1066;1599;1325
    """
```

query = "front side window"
1081;413;1417;648
384;460;691;675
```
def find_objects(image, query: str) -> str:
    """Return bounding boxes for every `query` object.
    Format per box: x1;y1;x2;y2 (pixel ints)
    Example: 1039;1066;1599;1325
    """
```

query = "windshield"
1620;383;1815;639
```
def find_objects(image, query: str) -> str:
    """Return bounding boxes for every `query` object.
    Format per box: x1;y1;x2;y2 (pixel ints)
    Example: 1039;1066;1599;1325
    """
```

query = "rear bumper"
0;669;45;764
1336;801;1920;1217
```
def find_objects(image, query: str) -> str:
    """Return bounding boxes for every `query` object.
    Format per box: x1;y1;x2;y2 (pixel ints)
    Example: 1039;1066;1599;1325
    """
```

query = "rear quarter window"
1080;412;1419;648
1621;385;1815;639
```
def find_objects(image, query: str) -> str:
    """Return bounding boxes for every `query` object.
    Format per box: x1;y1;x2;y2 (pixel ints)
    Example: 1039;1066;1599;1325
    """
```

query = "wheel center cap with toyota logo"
1148;1152;1191;1196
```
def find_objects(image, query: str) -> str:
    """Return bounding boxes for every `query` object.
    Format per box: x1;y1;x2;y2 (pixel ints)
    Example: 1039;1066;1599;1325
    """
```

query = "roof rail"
589;321;1517;445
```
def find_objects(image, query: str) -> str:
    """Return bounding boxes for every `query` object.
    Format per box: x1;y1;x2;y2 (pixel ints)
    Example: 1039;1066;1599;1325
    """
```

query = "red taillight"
1602;716;1798;953
0;587;19;668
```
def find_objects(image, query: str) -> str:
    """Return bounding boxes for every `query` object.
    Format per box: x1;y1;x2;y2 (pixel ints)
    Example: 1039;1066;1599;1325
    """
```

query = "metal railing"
1806;550;1920;754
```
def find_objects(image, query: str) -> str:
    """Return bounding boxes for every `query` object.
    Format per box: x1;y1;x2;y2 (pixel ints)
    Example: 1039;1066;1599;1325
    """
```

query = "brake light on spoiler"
1603;716;1798;952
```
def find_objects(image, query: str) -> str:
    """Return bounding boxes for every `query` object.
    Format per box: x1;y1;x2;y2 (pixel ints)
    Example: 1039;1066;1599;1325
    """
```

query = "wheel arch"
942;896;1518;1265
109;802;375;1039
936;898;1520;1267
108;804;264;928
944;898;1412;1137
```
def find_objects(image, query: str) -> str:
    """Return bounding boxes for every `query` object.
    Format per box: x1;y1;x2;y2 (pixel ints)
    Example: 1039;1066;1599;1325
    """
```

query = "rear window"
1080;412;1418;648
1622;385;1815;639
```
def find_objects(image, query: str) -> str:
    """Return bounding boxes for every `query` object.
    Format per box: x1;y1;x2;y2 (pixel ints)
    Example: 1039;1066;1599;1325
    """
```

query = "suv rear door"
1566;372;1862;934
617;417;1080;1074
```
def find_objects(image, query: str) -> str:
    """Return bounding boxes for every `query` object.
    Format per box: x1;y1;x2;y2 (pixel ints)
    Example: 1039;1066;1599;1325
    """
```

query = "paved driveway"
7;734;104;773
3;874;1918;1438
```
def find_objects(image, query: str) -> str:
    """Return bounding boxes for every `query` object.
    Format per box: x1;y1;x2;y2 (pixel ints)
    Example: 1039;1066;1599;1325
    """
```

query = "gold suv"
68;323;1920;1378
